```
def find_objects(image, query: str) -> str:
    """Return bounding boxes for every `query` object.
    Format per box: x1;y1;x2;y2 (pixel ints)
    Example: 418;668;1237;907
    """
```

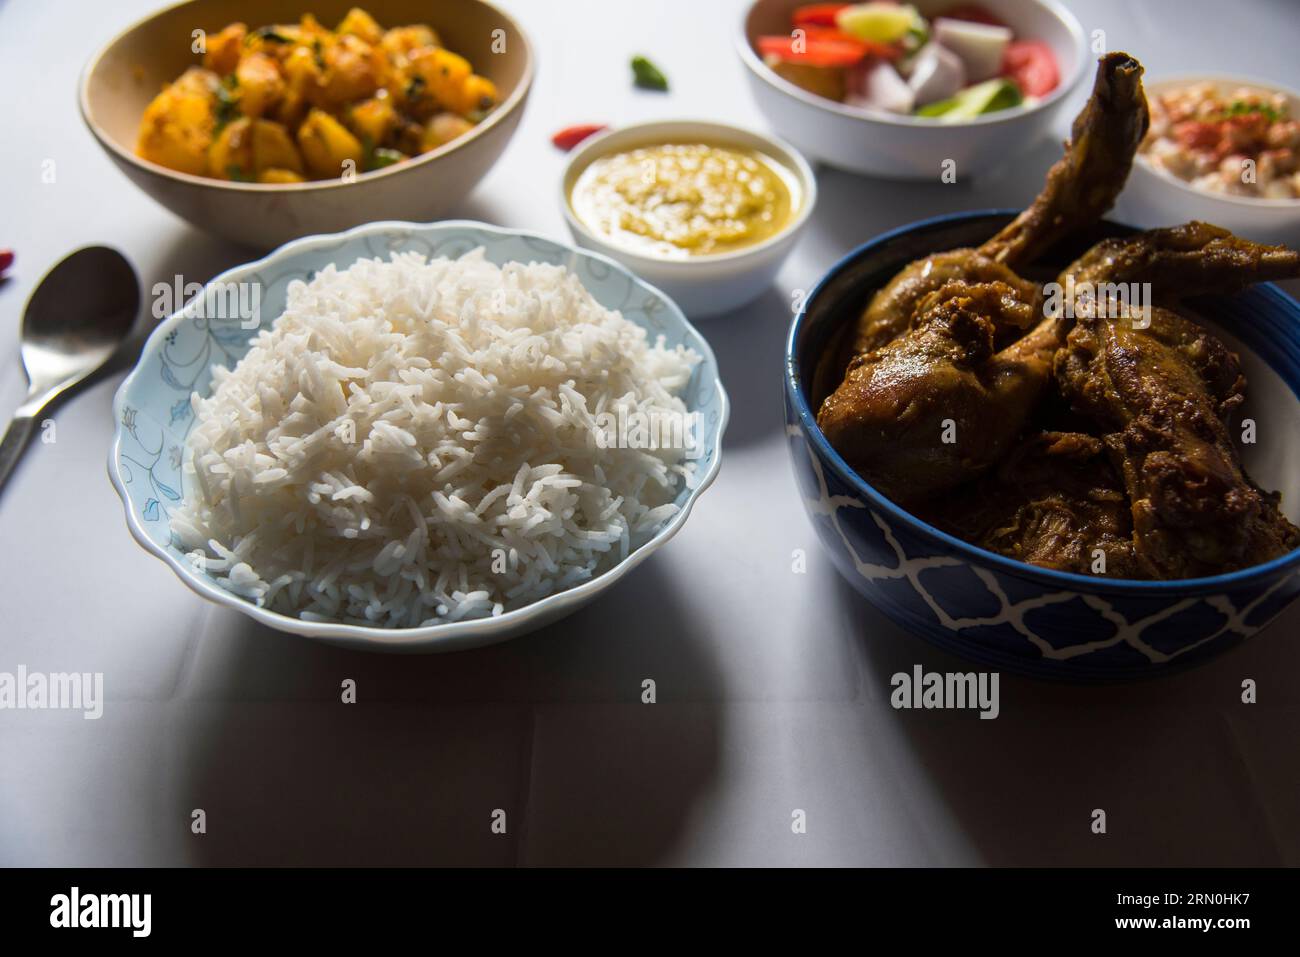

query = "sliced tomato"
758;34;867;68
1173;120;1223;152
800;24;903;59
941;4;1007;27
792;4;851;28
1001;40;1059;98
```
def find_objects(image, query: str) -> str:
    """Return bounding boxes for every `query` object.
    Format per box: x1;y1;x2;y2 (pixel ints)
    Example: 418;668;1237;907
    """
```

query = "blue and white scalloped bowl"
109;221;729;652
786;211;1300;680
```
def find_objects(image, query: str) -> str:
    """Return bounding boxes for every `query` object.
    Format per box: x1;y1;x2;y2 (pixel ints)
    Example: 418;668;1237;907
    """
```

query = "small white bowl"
736;0;1089;180
1120;74;1300;246
559;119;817;318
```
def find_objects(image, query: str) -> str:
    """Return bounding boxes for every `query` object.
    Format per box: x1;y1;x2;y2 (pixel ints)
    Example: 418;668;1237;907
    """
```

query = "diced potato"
347;93;397;145
409;46;471;111
297;108;364;178
208;117;254;179
273;89;309;129
317;33;381;108
136;67;219;176
242;23;309;57
279;44;322;126
336;7;383;45
136;10;493;184
251;120;304;174
422;111;473;151
258;167;306;184
172;66;222;99
282;44;324;95
235;52;285;117
203;22;247;75
447;74;497;116
392;119;427;156
380;25;440;59
209;117;301;180
395;68;435;121
298;13;331;39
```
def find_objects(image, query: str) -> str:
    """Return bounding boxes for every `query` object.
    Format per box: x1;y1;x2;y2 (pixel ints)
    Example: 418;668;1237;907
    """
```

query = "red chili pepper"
792;3;850;28
551;124;608;151
757;34;868;68
0;249;13;278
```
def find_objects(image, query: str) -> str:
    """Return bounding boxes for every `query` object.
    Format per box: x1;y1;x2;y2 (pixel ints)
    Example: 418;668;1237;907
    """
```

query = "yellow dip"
570;142;799;259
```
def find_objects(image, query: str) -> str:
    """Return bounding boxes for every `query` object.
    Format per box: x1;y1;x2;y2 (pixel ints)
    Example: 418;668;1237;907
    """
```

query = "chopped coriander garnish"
214;75;240;132
369;148;405;170
1220;99;1283;123
248;26;292;44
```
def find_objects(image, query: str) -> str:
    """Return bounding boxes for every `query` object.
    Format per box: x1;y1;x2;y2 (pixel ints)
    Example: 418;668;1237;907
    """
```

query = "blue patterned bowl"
109;221;729;652
785;211;1300;680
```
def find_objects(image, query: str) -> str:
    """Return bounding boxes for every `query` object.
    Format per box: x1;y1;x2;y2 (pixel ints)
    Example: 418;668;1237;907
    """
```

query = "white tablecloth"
2;0;1298;866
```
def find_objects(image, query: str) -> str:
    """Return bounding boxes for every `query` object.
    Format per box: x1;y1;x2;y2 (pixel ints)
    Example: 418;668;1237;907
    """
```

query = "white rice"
170;248;701;627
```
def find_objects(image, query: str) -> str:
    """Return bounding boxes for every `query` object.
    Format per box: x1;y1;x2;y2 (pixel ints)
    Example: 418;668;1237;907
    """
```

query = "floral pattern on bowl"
109;220;729;652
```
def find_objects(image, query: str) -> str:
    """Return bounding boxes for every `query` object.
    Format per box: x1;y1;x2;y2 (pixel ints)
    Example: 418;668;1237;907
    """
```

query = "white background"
2;0;1299;865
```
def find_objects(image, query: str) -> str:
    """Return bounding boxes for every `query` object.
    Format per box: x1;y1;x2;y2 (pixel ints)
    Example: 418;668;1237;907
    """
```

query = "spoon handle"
0;408;40;498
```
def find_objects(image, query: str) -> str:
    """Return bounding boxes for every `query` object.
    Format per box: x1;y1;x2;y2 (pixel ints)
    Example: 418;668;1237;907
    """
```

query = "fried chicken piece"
979;52;1149;266
841;52;1149;366
1056;227;1300;577
919;430;1141;577
817;280;1051;506
1058;220;1300;296
808;251;1039;408
845;250;1041;362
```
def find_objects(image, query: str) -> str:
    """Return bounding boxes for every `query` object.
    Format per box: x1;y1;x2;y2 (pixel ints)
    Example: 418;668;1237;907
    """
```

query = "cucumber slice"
836;3;922;44
916;78;1023;120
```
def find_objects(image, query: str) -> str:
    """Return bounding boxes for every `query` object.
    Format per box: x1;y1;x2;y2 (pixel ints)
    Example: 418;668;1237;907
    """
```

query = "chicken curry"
815;52;1300;580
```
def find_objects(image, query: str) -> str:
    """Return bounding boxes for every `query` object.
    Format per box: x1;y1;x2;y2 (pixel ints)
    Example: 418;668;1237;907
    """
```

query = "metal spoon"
0;246;139;496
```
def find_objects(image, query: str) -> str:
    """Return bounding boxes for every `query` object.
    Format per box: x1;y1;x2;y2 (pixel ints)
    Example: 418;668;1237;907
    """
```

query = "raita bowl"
559;119;817;319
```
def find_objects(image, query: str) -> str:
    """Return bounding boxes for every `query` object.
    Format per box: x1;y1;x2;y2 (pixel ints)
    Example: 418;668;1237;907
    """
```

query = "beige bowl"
80;0;534;249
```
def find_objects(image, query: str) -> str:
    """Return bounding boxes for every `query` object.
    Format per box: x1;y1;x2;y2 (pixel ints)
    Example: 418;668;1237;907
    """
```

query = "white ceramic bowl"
108;220;729;653
1119;74;1300;246
559;119;816;318
736;0;1089;179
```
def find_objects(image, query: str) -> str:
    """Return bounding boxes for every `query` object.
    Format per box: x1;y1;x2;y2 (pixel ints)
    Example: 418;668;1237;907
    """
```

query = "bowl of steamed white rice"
109;220;728;651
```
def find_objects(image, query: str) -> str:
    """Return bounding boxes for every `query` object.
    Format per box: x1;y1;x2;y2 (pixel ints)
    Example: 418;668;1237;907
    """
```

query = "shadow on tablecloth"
834;571;1300;866
170;556;725;866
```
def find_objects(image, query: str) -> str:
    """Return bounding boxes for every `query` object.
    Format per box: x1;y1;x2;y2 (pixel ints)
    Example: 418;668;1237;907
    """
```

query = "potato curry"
136;7;498;183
